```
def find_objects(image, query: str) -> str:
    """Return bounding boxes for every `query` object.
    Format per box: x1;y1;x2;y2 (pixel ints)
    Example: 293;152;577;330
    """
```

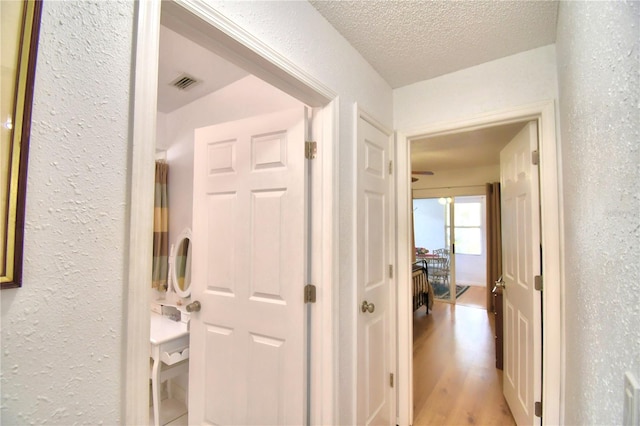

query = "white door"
190;108;307;425
500;121;542;425
356;113;395;426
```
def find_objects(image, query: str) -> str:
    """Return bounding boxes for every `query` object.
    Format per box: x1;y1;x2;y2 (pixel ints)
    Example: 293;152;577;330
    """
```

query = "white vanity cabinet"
150;312;189;426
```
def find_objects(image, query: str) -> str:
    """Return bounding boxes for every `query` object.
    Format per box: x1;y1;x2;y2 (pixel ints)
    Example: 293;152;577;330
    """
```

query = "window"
446;198;484;255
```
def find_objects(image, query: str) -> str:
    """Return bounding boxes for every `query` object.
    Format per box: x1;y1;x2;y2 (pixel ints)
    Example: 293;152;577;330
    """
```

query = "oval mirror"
170;228;192;298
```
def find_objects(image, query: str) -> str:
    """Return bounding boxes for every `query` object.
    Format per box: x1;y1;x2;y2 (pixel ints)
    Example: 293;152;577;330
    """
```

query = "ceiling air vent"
170;74;201;91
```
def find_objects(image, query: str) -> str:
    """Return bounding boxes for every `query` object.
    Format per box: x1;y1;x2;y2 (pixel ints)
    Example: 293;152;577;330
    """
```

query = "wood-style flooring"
457;284;487;309
413;301;515;425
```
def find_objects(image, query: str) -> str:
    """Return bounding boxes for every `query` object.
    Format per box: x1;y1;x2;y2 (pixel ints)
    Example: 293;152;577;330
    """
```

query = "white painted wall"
412;198;445;252
455;253;484;287
208;1;393;127
6;2;596;423
556;2;640;424
0;1;134;423
394;44;558;131
156;111;169;151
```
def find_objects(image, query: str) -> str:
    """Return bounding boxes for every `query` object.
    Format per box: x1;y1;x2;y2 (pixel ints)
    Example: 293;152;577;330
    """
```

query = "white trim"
396;100;563;425
537;102;563;424
388;127;398;426
164;0;334;107
349;105;359;423
310;99;338;425
128;1;337;425
395;130;413;426
125;1;160;424
357;108;393;138
358;109;393;136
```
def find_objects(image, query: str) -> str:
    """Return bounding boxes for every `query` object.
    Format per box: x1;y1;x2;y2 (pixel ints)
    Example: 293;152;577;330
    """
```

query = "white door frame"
125;1;338;424
396;100;564;425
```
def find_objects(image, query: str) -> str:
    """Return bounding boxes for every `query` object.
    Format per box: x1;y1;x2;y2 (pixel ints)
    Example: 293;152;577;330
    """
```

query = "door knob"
361;300;375;313
186;300;201;312
494;276;505;290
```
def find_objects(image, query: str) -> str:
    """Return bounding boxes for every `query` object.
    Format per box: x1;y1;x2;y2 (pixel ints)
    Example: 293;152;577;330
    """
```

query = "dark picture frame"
1;0;42;289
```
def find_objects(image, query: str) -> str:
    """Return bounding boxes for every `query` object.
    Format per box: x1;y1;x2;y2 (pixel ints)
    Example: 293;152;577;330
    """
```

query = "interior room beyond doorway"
409;121;528;425
413;195;487;305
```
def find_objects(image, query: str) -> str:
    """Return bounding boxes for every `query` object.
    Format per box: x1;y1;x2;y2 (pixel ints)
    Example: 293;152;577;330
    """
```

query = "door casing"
126;1;338;424
395;101;564;425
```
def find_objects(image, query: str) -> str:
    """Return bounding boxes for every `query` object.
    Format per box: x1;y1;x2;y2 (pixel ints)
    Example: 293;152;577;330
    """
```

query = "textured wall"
556;1;640;423
394;44;559;131
0;1;134;424
0;1;392;423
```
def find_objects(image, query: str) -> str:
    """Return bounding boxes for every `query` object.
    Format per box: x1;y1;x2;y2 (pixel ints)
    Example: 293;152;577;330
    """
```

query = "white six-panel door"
500;121;542;426
190;108;306;425
356;112;395;426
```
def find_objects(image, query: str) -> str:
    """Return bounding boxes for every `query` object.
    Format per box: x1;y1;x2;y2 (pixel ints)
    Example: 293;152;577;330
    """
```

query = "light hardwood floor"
413;301;515;425
457;284;487;309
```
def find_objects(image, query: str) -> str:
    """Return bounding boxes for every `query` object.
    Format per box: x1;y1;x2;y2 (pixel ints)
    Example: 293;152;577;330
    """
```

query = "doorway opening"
399;102;563;425
127;2;337;425
155;25;308;423
409;123;519;423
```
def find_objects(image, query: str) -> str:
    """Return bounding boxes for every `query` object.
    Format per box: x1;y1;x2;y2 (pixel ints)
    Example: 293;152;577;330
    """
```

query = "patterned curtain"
152;161;169;290
486;182;502;312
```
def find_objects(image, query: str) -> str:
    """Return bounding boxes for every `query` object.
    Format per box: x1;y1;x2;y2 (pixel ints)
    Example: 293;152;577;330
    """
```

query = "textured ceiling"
158;1;557;175
309;0;558;88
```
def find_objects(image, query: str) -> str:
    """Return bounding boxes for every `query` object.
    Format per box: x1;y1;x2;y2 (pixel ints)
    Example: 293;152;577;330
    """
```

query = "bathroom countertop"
150;311;189;345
